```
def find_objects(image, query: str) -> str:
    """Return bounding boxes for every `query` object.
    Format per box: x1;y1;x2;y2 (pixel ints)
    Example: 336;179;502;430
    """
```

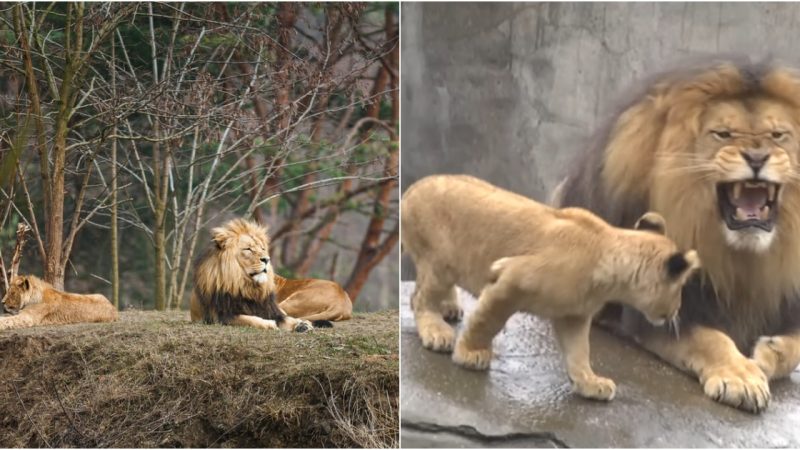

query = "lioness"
402;175;700;400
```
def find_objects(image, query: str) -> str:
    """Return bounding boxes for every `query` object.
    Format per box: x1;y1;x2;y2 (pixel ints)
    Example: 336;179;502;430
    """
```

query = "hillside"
0;310;398;448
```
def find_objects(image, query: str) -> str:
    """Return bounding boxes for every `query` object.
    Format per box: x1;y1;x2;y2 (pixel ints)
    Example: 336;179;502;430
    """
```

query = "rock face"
400;282;800;448
401;2;800;204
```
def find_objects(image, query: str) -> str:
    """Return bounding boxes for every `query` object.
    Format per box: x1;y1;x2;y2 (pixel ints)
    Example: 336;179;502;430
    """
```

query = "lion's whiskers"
659;165;717;176
668;315;681;339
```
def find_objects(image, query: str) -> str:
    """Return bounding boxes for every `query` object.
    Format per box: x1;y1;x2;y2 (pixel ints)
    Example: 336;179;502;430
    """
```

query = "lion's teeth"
732;183;742;200
744;181;766;188
761;205;770;221
768;184;776;201
735;208;748;221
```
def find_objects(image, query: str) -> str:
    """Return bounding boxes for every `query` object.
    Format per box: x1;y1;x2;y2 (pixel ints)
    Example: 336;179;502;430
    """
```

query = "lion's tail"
312;319;334;328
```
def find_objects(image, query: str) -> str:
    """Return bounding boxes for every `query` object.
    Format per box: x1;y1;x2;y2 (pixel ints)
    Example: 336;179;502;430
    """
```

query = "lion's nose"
261;257;270;265
741;150;770;175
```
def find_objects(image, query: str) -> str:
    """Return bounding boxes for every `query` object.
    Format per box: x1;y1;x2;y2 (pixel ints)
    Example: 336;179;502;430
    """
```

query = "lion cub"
402;175;700;401
1;275;118;330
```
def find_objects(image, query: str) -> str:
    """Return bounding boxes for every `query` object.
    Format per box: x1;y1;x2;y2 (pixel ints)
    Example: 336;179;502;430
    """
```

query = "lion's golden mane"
190;219;285;325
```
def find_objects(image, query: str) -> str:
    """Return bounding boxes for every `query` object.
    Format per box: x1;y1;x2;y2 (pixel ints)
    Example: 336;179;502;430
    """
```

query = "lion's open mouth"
717;180;779;231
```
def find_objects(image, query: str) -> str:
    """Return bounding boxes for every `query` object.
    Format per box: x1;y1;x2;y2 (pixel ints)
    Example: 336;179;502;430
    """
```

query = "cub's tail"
488;257;513;283
548;176;569;207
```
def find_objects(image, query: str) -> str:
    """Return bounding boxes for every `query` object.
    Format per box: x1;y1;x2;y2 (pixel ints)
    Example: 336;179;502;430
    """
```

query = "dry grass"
0;310;399;448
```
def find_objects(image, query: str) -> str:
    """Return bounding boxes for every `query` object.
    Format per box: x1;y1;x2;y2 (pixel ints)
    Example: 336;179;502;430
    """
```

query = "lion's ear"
211;227;234;249
634;212;666;235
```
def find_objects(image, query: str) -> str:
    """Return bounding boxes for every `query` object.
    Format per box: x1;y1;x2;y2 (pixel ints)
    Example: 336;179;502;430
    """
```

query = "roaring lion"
0;275;118;330
189;218;351;331
402;175;700;400
554;59;800;413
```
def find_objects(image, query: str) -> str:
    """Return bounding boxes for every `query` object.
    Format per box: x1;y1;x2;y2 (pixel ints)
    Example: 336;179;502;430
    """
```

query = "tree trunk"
154;218;167;310
149;3;168;311
282;6;344;271
152;128;169;311
43;3;83;290
344;5;399;300
268;3;297;223
110;39;120;309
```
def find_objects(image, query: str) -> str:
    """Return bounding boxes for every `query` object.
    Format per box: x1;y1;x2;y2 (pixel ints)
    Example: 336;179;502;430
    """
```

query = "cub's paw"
452;340;492;370
440;300;463;322
701;359;770;413
417;320;455;353
293;320;312;333
572;376;616;401
753;335;795;379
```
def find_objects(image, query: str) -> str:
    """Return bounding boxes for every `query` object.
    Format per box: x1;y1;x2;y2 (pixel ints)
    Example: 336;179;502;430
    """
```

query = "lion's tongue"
729;186;768;220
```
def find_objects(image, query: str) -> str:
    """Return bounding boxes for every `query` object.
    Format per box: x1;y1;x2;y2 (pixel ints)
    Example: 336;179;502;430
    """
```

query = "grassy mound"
0;310;398;448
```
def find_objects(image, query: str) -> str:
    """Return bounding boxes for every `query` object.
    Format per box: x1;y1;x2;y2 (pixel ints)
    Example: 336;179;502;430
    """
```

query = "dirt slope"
0;310;399;448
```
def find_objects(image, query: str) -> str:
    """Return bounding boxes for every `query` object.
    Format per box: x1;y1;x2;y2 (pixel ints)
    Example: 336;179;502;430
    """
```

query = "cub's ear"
665;250;701;279
13;276;30;291
634;212;667;235
211;227;234;250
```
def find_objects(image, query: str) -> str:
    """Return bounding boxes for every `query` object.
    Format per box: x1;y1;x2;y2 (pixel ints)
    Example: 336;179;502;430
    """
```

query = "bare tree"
1;3;398;310
8;3;135;289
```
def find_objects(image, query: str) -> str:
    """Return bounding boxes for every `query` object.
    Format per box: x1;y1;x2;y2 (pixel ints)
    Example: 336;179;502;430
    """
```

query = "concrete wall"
400;1;800;278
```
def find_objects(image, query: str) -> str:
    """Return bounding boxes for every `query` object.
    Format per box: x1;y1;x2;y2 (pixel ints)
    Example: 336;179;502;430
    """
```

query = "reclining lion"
190;218;351;331
0;275;118;330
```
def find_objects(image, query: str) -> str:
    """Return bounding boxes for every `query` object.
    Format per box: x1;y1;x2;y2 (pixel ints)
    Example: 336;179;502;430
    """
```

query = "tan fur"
274;276;353;322
557;61;800;412
402;175;699;401
189;218;350;332
0;275;117;330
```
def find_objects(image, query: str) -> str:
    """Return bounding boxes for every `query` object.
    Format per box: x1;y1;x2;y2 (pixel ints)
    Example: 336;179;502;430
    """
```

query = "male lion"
190;218;350;331
402;175;700;401
0;275;118;329
555;59;800;413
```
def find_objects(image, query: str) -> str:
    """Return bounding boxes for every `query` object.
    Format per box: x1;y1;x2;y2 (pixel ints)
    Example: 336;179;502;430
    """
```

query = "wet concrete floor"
400;282;800;448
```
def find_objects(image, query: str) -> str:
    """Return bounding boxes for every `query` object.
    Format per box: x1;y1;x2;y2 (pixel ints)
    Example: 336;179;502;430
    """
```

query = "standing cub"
401;175;700;400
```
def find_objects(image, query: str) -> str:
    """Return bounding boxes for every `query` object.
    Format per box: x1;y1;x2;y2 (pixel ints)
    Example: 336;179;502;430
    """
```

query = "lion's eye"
712;130;732;139
243;248;252;254
771;131;786;139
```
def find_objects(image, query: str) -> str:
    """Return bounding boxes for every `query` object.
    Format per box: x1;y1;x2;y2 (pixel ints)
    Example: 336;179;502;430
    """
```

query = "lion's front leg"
0;312;37;330
640;325;770;413
552;316;616;401
229;314;280;330
752;330;800;380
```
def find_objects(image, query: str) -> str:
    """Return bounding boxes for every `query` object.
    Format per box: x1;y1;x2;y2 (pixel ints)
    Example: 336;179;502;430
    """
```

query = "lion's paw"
753;335;794;379
701;359;770;413
452;340;492;370
573;375;616;401
418;321;455;353
293;320;312;333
